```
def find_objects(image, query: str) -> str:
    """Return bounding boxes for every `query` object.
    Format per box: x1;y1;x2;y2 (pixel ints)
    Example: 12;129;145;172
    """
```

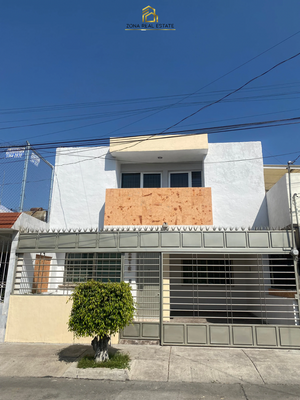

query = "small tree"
68;280;135;362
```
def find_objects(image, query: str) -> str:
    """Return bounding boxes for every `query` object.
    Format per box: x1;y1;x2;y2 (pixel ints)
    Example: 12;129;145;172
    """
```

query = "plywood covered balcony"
104;187;213;226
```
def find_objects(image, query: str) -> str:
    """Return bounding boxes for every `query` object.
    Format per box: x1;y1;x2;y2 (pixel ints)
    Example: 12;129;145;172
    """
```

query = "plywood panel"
32;255;51;294
104;188;213;226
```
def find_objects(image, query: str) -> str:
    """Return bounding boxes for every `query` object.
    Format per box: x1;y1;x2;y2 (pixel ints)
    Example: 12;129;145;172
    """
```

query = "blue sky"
0;0;300;166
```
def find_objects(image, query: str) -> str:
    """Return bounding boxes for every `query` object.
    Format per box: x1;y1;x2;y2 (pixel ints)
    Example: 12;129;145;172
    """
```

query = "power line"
1;115;300;155
0;80;299;119
161;51;300;134
0;114;297;150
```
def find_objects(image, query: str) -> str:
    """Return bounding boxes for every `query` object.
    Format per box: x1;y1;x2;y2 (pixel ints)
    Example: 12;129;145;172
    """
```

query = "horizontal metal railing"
14;252;122;296
162;253;298;326
13;251;299;326
13;252;161;322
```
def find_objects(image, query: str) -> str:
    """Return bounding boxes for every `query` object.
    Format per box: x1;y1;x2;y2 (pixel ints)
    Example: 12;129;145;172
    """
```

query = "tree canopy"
68;280;135;339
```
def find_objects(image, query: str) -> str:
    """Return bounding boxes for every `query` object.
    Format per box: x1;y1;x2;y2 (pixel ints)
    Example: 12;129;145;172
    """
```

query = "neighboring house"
0;212;47;342
265;165;300;231
4;134;300;348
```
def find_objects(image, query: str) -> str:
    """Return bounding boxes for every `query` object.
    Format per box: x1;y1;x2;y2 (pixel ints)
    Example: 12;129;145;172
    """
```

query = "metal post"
47;167;55;222
159;252;163;346
19;142;30;212
288;162;296;250
293;194;300;245
287;161;300;324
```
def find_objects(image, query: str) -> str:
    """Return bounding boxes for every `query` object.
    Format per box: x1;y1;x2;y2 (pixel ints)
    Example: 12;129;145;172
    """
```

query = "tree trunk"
91;335;110;362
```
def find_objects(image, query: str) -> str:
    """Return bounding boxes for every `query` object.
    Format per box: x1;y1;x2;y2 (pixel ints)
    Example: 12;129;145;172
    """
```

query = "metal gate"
121;252;161;340
122;252;300;348
161;253;300;348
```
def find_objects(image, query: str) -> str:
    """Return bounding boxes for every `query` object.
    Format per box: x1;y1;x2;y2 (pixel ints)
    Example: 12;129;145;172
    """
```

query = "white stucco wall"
49;141;269;229
13;213;48;231
267;174;300;228
49;146;119;229
204;142;268;228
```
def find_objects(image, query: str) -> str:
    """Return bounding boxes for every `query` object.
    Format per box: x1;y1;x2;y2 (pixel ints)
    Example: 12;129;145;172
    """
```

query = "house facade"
0;212;47;342
4;134;300;348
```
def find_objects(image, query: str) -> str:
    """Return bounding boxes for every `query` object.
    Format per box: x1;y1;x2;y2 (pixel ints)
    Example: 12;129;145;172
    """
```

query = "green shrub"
68;280;135;339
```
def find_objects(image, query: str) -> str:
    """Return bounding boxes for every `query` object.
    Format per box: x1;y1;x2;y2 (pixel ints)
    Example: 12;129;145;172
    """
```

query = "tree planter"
68;280;135;362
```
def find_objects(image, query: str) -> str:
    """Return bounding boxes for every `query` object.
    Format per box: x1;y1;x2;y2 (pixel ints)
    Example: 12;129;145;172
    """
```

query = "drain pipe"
287;161;300;324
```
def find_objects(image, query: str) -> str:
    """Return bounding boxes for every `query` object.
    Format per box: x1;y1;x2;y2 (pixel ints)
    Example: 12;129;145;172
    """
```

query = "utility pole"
19;141;30;212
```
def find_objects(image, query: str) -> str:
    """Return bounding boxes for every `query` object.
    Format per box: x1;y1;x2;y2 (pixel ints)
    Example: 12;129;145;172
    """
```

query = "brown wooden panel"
104;187;213;226
32;255;51;294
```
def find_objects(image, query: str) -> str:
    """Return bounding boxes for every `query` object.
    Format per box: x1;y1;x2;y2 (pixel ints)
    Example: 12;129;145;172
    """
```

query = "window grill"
14;252;121;295
65;253;121;284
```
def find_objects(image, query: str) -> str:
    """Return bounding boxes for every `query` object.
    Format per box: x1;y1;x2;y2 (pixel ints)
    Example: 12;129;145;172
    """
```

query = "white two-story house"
4;134;300;349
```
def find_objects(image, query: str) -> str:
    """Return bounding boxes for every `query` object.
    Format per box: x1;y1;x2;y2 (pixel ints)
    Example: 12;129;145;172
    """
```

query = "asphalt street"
2;377;300;400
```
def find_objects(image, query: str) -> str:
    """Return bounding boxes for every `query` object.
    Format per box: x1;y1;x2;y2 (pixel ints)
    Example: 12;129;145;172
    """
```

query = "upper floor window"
170;171;201;188
122;173;140;188
121;173;161;188
143;173;161;188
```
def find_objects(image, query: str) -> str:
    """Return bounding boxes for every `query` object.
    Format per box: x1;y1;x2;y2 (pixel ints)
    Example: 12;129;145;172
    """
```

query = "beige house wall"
5;295;119;345
110;134;208;153
104;187;213;226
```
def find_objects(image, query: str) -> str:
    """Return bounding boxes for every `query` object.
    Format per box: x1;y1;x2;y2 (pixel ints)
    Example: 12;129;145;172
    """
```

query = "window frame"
121;172;162;188
169;170;202;188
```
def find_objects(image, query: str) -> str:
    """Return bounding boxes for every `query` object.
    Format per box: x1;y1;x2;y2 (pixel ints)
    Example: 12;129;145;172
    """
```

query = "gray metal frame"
18;230;293;254
14;230;300;348
122;321;300;348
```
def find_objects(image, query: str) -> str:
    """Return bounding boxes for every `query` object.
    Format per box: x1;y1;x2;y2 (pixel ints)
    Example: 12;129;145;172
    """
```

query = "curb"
63;362;130;381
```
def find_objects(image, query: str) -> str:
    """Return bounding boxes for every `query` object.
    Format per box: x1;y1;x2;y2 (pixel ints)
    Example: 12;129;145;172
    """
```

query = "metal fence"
14;252;161;320
12;250;300;348
13;250;298;326
14;252;122;296
163;253;298;326
0;143;53;216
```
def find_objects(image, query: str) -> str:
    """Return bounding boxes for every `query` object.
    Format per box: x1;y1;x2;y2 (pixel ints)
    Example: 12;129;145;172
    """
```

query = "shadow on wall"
252;197;269;228
98;203;105;230
105;152;116;171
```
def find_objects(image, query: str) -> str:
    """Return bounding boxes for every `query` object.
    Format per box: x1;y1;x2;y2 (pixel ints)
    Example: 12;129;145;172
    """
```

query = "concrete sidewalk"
0;342;300;385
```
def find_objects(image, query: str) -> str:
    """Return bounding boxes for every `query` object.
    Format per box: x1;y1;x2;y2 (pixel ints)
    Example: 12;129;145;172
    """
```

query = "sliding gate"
121;252;300;348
